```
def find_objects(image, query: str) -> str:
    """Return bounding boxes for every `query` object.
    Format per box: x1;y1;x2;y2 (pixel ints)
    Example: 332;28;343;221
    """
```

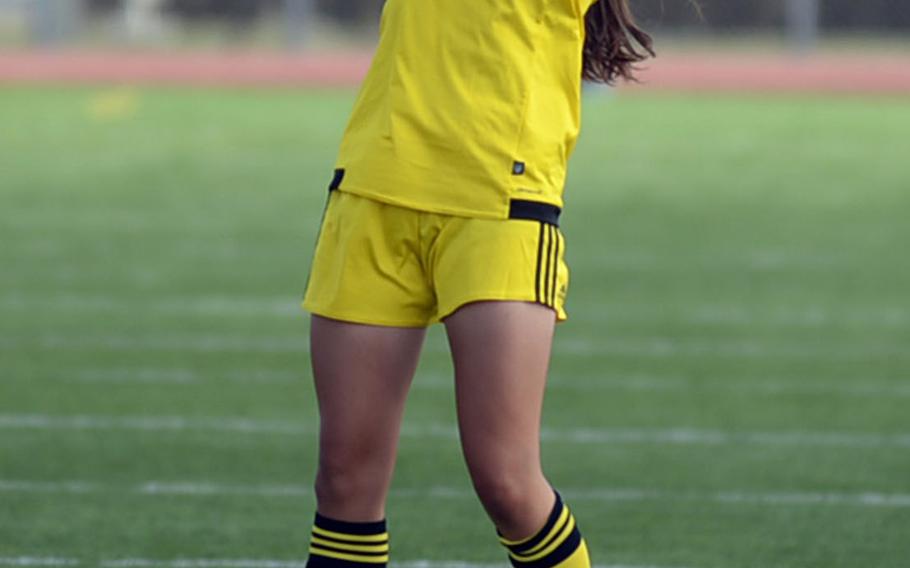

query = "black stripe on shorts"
535;222;546;305
551;227;560;307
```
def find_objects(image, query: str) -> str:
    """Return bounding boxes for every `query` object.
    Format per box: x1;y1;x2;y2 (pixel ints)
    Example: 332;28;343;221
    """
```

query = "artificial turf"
1;88;909;568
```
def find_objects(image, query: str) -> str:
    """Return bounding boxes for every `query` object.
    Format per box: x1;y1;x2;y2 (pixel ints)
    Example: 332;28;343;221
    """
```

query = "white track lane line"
2;413;908;449
2;479;910;509
46;367;910;398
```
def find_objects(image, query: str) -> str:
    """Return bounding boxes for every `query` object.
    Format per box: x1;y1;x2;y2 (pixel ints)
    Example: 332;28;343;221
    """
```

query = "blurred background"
0;0;908;50
3;0;909;91
1;2;908;568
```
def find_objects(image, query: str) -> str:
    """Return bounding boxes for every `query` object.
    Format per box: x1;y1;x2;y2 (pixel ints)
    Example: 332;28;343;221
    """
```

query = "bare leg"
310;315;426;522
445;301;557;540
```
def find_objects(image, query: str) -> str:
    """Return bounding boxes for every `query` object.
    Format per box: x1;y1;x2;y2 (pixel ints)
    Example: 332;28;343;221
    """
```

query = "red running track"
1;50;909;94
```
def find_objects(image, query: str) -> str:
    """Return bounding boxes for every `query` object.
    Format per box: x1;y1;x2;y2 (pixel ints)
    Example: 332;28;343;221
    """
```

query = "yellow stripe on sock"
309;546;390;564
310;536;389;554
506;507;570;557
510;515;577;563
312;525;389;543
499;504;568;549
499;532;532;547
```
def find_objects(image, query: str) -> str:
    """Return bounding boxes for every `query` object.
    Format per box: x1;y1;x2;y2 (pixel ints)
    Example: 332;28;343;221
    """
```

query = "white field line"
102;559;309;568
3;293;909;328
2;478;910;510
0;294;299;317
400;563;689;568
0;414;310;435
0;559;692;568
2;413;909;450
372;371;910;399
3;241;282;263
3;333;909;361
0;480;98;494
42;367;910;398
0;334;308;354
2;238;862;272
551;337;910;360
65;368;304;384
0;236;819;260
574;250;853;271
399;564;691;568
0;211;301;232
0;559;79;567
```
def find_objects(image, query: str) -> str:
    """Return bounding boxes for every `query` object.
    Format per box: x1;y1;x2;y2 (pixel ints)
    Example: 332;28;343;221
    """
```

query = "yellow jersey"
332;0;597;220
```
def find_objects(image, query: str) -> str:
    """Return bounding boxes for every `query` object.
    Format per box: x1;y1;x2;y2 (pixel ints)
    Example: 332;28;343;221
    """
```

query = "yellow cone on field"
87;88;141;121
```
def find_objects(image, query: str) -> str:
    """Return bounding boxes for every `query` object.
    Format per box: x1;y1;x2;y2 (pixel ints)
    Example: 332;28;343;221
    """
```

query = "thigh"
310;315;426;493
444;301;555;477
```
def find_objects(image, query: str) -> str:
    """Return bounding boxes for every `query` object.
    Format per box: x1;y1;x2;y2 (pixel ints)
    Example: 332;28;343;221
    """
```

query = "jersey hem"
338;184;565;222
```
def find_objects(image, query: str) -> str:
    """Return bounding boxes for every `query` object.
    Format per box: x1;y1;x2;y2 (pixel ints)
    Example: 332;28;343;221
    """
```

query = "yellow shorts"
303;190;569;327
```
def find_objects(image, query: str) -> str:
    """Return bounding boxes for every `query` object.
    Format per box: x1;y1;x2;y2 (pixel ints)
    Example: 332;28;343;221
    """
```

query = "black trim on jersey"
534;222;545;305
509;200;561;227
329;168;346;192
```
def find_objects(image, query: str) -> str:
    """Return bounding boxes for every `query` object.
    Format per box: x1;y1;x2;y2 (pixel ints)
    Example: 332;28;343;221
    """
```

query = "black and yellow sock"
499;493;590;568
306;513;390;568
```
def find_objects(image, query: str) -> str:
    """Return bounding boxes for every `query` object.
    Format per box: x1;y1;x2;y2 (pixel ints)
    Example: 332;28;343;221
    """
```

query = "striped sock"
499;493;590;568
306;513;390;568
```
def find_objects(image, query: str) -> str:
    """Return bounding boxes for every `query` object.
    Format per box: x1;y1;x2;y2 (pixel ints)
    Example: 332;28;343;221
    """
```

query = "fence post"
785;0;820;54
285;0;314;47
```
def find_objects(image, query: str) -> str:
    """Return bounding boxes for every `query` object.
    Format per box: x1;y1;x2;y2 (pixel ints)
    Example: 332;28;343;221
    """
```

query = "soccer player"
301;1;653;567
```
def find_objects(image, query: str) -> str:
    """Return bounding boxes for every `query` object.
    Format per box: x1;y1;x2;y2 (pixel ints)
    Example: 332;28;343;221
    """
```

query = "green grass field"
1;88;909;568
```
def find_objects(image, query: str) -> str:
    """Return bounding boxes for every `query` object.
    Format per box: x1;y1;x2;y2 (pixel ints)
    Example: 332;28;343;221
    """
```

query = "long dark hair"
583;0;656;84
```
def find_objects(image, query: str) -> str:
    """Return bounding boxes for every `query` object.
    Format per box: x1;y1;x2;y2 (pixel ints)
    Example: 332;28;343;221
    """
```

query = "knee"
470;469;544;524
314;452;389;508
